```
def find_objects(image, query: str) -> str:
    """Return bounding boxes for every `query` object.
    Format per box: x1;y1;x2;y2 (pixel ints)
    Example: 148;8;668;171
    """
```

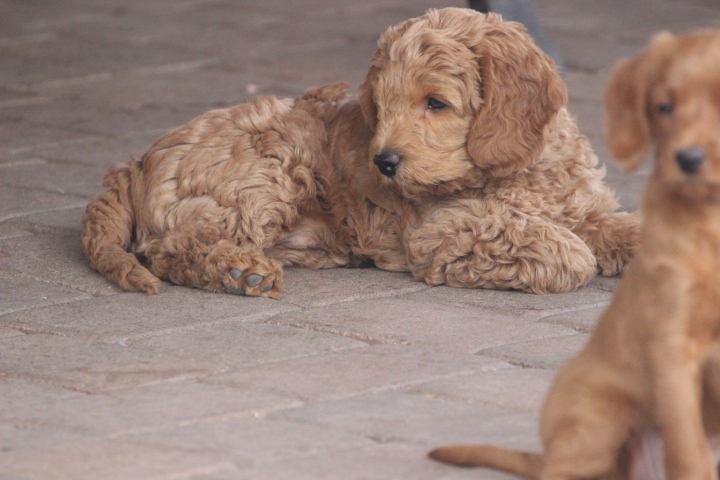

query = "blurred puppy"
430;29;720;480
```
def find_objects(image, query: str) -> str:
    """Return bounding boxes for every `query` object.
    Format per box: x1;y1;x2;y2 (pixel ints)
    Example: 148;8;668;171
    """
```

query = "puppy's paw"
204;240;285;299
119;263;161;295
222;267;282;299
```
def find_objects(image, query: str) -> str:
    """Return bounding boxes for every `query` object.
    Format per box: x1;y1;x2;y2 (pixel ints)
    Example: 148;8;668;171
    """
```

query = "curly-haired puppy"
430;29;720;480
82;8;639;299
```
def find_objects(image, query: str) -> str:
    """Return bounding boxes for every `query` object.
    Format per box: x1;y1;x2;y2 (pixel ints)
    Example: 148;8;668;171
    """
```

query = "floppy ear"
466;15;568;177
604;57;650;173
604;31;676;172
358;65;379;131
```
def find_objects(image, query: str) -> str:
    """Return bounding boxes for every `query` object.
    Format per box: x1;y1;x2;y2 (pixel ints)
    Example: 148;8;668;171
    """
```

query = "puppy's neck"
642;178;720;260
645;178;720;217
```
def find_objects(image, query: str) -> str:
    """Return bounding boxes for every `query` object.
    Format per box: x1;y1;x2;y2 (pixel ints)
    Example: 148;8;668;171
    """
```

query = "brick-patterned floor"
1;1;718;479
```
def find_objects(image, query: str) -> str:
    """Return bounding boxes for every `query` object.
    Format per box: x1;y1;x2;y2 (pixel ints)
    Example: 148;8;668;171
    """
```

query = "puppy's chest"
683;234;720;342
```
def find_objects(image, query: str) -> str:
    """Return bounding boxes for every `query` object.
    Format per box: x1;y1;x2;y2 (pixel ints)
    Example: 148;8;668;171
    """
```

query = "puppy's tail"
429;445;543;480
81;160;160;294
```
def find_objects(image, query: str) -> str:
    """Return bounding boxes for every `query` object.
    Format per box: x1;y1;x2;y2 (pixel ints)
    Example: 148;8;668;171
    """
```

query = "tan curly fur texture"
82;8;640;298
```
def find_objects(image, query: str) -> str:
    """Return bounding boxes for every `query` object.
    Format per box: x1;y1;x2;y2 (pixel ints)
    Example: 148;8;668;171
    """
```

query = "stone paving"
1;1;719;479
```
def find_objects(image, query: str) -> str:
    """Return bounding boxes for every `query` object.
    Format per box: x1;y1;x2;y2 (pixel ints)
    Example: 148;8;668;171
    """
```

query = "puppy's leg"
406;203;597;294
82;163;160;294
143;224;283;299
537;367;642;480
704;348;720;458
651;348;717;480
573;211;641;276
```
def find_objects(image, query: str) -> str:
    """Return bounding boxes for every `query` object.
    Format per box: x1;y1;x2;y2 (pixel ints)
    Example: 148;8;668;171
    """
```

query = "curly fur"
430;29;720;480
82;8;639;298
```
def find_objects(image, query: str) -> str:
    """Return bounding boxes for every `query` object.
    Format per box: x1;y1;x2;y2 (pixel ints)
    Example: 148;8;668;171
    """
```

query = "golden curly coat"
82;8;639;298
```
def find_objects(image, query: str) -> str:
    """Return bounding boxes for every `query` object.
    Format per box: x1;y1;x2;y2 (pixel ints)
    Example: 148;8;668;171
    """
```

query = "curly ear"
358;65;379;131
604;31;676;173
466;15;567;177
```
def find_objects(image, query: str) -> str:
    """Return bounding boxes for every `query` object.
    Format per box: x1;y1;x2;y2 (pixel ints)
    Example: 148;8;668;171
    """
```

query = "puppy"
82;8;638;298
429;30;720;480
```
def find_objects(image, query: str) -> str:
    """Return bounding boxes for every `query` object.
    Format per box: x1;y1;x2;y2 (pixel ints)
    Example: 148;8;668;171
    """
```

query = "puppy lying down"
430;29;720;480
82;8;639;298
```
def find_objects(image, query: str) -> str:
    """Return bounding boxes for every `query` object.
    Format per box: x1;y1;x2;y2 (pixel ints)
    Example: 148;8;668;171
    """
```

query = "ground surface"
1;1;719;479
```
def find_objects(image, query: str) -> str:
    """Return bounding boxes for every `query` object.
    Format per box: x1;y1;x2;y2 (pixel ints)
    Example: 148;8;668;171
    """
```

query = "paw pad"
223;269;273;296
223;281;246;296
246;274;263;287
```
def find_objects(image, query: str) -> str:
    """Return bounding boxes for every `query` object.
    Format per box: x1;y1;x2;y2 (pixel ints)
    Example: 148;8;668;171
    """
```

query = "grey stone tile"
271;392;542;451
8;96;213;141
564;69;609;105
126;321;365;369
409;368;556;415
0;326;24;338
204;345;511;402
3;379;300;436
0;224;31;241
2;129;167;169
132;417;374;466
219;443;516;480
0;378;85;417
276;267;430;308
402;285;612;322
4;206;85;233
477;333;590;370
588;274;624;293
0;186;85;223
0;437;234;480
0;23;201;88
539;1;720;71
0;121;87;158
0;424;92;453
0;272;91;316
567;100;607;146
0;160;111;198
38;67;259;117
1;267;300;341
539;306;606;333
2;0;715;478
265;296;578;354
0;334;215;393
0;230;128;296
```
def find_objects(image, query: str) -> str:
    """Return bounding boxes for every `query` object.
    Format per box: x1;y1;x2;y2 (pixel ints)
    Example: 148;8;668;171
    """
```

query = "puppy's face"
359;8;566;198
363;32;482;197
606;30;720;193
649;44;720;187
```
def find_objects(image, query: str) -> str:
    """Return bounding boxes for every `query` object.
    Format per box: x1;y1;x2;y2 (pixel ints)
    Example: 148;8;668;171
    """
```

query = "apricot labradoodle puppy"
82;8;639;299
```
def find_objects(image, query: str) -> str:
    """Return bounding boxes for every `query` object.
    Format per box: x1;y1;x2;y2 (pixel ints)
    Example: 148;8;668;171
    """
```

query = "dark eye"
656;102;674;115
427;97;448;110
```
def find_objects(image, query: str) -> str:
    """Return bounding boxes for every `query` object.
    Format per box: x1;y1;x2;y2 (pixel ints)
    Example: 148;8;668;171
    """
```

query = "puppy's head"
605;30;720;190
359;8;567;197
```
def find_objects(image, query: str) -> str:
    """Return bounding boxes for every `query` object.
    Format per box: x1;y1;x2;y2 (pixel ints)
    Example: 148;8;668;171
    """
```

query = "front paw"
222;267;282;299
205;241;284;299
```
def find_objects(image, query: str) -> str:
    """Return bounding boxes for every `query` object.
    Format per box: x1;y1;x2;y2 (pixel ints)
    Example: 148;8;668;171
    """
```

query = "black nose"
373;149;402;178
676;146;706;174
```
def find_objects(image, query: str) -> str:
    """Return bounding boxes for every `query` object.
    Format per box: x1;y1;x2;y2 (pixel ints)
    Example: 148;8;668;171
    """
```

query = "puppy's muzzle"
373;149;402;178
676;146;706;175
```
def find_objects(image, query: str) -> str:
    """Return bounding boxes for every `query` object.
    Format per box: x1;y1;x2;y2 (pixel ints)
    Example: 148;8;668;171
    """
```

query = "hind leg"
143;224;283;299
82;163;161;294
537;366;643;480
